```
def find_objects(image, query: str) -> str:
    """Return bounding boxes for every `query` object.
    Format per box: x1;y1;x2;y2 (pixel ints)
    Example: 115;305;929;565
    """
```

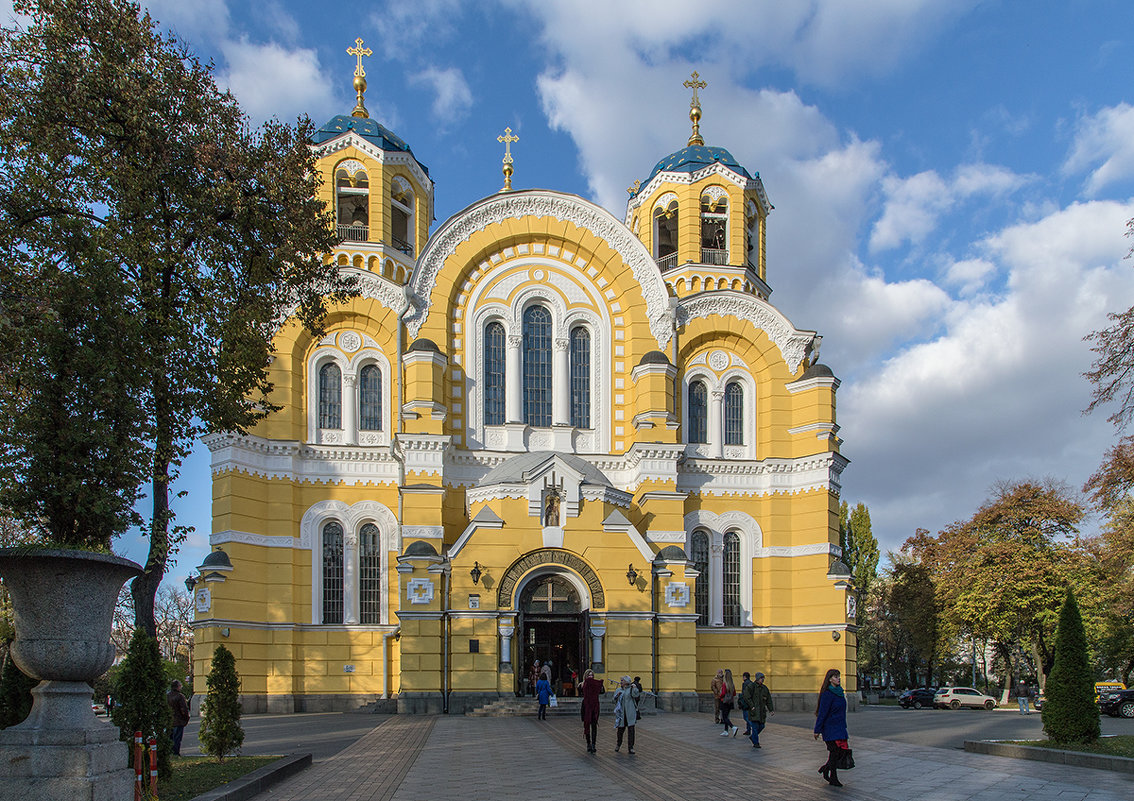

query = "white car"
933;686;998;710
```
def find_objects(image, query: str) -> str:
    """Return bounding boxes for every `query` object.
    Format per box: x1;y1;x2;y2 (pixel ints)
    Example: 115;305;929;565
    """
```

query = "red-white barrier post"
133;731;143;801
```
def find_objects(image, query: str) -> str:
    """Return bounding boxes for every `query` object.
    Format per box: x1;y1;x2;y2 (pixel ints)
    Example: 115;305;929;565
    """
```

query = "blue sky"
7;1;1134;586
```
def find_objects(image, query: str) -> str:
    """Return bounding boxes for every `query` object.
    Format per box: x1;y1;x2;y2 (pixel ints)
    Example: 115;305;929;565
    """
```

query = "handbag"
549;694;558;708
836;747;855;770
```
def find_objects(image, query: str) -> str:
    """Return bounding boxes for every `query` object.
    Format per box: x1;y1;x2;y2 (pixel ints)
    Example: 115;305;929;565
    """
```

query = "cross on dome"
497;126;519;192
347;37;373;118
683;71;707;146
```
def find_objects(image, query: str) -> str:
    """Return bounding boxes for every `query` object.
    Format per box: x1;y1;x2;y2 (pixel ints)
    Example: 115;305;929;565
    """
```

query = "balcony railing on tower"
701;247;728;265
338;224;369;243
655;252;678;271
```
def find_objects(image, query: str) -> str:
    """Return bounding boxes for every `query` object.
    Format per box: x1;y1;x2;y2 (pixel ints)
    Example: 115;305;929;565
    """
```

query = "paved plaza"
237;710;1134;801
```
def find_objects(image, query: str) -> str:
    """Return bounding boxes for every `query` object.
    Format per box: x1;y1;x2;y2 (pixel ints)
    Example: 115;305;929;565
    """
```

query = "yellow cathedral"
190;50;856;715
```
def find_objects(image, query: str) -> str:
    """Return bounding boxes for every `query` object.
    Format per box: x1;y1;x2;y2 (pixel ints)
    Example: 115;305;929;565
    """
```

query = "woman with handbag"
718;669;739;736
813;668;849;787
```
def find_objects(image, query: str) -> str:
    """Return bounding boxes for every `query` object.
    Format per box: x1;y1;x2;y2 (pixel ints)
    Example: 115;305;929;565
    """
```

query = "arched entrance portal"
518;574;587;697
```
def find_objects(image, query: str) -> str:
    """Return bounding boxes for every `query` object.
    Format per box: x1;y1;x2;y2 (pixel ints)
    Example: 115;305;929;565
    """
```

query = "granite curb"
964;739;1134;774
189;753;312;801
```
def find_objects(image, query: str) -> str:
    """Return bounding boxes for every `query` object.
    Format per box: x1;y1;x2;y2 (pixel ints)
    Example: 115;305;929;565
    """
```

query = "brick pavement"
248;711;1134;801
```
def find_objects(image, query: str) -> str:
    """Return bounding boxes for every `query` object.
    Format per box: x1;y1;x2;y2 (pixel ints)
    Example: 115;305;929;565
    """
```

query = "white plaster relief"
665;582;691;608
677;291;816;374
407;578;435;604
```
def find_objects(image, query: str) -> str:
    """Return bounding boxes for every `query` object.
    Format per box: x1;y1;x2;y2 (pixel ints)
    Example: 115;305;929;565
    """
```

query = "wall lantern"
470;562;483;585
626;564;638;585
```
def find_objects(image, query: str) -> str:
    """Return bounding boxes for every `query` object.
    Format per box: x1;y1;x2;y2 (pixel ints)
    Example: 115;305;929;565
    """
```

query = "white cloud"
370;0;464;53
870;164;1028;253
942;258;997;295
1064;103;1134;196
411;67;473;126
219;38;336;124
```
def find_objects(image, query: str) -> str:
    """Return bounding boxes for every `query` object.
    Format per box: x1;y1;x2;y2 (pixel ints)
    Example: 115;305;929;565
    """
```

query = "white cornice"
677;291;817;374
408;190;674;349
625;162;771;220
312;131;434;199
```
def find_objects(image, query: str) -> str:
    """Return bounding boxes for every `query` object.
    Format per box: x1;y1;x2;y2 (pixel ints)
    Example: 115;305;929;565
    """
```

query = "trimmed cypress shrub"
198;644;244;762
0;654;38;728
111;629;173;778
1041;589;1100;744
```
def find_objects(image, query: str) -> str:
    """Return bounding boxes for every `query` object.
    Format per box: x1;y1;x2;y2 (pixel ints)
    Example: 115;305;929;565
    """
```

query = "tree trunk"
132;382;174;637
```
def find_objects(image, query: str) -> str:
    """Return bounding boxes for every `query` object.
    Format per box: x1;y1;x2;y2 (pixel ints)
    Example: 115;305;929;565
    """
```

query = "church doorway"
517;574;587;697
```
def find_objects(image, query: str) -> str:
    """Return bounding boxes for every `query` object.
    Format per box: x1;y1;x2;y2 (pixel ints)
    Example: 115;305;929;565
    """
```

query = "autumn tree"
0;0;356;632
909;480;1083;684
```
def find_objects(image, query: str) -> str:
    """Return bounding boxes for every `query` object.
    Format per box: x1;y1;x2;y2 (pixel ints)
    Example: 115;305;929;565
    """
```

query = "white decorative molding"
194;587;211;613
211;529;297;548
645;530;687;544
335;158;366;176
312;131;433;201
679;453;848;497
665;582;691;608
625;161;770;221
709;350;729;371
654;192;678;211
339;331;362;353
407;578;435;604
409;190;674;349
205;432;399;485
678;291;817;374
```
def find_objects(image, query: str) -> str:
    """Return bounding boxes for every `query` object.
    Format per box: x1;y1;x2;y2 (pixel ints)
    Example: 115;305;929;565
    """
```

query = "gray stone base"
964;739;1134;774
0;718;131;801
239;693;387;714
655;692;700;713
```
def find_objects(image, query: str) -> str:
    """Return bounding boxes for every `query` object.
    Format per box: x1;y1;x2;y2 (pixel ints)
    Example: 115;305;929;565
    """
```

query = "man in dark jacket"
741;672;774;748
738;672;754;735
167;680;190;756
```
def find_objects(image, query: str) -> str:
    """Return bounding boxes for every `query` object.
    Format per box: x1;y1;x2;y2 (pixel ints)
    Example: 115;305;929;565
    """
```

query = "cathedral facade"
190;57;855;714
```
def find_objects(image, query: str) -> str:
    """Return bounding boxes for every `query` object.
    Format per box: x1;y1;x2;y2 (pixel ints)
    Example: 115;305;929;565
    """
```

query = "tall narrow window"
653;200;679;269
484;321;506;426
689;380;708;443
319;363;342;429
700;192;728;265
359;523;381;624
569;325;591;428
723;531;741;626
359;364;382;431
523;305;552;427
335;164;369;242
321;521;344;624
691;530;710;626
391;177;414;256
724;381;744;445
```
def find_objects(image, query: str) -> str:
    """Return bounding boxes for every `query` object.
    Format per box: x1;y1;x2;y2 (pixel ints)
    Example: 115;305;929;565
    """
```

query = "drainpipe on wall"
441;557;451;713
382;628;400;699
651;565;659;698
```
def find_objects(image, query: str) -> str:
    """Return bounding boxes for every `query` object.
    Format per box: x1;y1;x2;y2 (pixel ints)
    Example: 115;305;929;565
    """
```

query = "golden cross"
627;179;641;196
497;126;519;161
347;38;372;77
683;71;707;107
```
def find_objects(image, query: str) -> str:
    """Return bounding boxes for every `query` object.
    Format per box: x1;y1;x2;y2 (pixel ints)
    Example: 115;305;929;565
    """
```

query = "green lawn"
1010;735;1134;760
158;755;281;801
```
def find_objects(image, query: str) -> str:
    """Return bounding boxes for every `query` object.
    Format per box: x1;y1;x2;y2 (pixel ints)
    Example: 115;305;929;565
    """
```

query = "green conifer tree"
199;644;244;762
0;655;38;728
111;629;172;778
1041;589;1100;744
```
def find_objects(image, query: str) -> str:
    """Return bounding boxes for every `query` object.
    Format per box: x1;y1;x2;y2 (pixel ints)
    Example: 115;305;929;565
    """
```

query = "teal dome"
313;115;429;176
635;145;751;197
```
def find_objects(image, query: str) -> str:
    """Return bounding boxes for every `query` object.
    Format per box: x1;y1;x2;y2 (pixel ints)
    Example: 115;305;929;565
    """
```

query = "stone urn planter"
0;548;142;801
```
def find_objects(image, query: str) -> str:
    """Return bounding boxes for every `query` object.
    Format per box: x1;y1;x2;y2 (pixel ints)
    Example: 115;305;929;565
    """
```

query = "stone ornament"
339;331;362;353
665;582;691;607
194;587;212;613
407;578;435;604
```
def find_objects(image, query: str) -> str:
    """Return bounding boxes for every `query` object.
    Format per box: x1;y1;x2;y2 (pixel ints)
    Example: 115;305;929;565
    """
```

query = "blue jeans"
741;708;751;732
1018;697;1029;714
171;725;185;755
748;720;765;746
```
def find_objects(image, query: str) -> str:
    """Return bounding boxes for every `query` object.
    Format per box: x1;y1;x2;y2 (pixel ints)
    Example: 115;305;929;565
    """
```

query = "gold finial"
347;37;373;119
627;179;641;196
497;126;519;192
683;71;707;146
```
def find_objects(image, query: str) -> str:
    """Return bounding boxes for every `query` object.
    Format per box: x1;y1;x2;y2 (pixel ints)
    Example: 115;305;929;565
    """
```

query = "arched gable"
677;290;817;374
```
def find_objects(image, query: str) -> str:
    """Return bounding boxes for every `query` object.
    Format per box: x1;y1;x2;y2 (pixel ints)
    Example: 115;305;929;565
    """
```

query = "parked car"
91;701;107;716
933;686;998;710
899;688;937;709
1033;692;1044;711
1094;681;1125;703
1098;687;1134;718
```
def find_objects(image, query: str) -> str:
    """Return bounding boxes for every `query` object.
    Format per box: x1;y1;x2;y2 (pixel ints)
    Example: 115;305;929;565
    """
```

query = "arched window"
359;364;382;431
691;530;710;626
319;363;342;429
653;200;678;268
335;163;369;242
484;321;506;426
523;305;552;427
359;522;381;624
723;531;741;626
321;521;344;624
724;381;744;445
569;325;590;428
701;191;728;265
689;380;708;443
391;177;414;256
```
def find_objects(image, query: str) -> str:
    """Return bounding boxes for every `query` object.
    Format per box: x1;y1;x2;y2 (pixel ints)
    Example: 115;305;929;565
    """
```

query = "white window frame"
684;510;761;627
307;345;392;447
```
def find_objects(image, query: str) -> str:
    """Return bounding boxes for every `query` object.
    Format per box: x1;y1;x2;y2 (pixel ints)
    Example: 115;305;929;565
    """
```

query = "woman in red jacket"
580;669;605;753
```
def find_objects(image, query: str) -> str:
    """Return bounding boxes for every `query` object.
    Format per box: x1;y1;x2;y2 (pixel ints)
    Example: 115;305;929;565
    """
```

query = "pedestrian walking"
741;672;774;748
1016;680;1031;715
718;668;738;737
613;675;641;754
710;668;724;724
738;671;753;735
536;674;552;720
814;668;849;787
580;668;605;753
167;680;190;757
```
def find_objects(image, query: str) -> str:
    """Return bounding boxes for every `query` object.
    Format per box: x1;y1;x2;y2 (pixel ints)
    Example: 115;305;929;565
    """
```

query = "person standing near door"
536;673;552;720
580;669;604;753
